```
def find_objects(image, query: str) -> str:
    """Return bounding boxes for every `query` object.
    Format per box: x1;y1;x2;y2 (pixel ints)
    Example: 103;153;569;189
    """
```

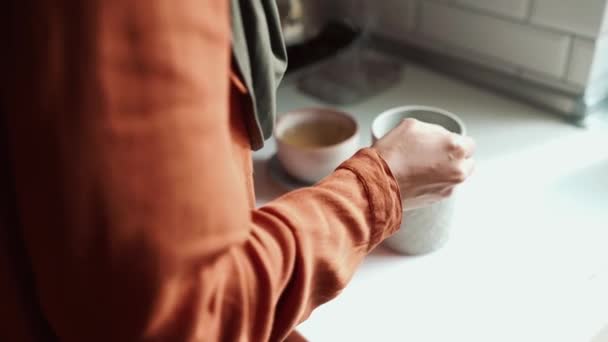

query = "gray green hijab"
231;0;288;150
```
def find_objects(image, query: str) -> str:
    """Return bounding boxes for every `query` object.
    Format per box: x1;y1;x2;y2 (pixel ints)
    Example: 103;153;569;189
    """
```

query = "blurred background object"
277;0;327;46
278;0;404;105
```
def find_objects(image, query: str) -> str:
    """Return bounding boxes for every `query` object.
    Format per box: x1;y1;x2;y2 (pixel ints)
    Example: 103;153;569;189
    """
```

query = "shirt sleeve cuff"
337;148;403;249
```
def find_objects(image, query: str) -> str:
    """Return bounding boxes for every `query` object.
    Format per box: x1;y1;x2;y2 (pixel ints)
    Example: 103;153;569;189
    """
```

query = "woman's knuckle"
401;118;417;128
448;137;466;156
453;169;467;183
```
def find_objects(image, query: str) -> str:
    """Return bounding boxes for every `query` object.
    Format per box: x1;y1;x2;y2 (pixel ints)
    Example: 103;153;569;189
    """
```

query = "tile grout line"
524;0;535;23
562;35;576;82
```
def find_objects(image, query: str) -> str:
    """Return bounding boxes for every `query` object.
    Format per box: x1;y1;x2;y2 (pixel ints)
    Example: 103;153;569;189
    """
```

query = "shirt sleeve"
3;0;402;341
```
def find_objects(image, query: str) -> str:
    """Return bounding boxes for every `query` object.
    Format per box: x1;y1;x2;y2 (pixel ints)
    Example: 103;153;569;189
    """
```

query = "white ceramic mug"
371;106;467;255
275;108;360;184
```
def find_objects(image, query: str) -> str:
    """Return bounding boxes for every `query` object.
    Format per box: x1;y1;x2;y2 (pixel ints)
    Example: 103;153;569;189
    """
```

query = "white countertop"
253;64;608;342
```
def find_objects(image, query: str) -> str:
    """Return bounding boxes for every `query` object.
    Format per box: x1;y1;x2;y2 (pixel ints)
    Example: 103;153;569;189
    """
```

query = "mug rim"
275;107;360;152
372;105;466;141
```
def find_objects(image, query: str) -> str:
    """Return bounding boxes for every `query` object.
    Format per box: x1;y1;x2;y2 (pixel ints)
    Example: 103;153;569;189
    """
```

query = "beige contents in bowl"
280;120;354;148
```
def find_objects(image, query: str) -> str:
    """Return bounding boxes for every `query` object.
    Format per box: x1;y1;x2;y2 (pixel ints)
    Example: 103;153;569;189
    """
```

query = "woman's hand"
373;118;476;210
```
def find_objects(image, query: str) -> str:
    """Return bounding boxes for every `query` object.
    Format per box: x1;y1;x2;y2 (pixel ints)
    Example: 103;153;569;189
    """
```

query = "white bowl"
275;108;360;184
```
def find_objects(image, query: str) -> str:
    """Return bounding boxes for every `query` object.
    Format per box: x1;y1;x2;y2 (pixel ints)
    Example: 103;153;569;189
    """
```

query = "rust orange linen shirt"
0;0;403;341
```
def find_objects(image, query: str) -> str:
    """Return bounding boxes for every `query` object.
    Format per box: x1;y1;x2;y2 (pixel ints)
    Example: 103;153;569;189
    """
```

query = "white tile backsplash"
452;0;530;20
334;0;608;105
401;34;521;75
419;2;570;77
567;39;595;86
530;0;606;38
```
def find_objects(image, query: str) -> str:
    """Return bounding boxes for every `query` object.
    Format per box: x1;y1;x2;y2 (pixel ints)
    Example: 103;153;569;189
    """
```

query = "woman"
0;0;474;341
